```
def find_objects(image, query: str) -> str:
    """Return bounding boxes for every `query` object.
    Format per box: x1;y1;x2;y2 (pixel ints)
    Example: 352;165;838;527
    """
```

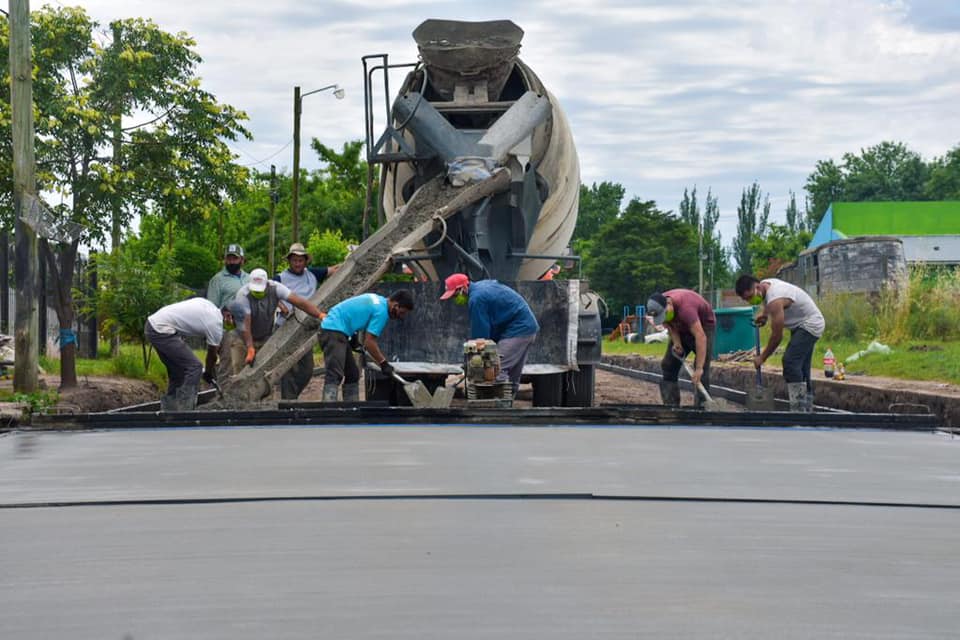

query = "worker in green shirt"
206;244;250;309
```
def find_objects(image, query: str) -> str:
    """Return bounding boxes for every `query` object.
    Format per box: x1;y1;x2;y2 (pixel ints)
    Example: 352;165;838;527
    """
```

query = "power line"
234;139;293;167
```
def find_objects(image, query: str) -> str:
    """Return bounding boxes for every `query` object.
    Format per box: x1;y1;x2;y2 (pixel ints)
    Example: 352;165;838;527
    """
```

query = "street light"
291;83;345;243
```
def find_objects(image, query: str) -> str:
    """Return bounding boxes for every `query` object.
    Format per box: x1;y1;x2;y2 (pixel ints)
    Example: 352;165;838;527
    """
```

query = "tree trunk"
41;239;79;389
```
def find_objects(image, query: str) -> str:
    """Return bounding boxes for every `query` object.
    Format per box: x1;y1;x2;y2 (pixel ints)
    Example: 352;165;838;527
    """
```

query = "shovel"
361;349;454;409
745;326;776;411
673;351;720;411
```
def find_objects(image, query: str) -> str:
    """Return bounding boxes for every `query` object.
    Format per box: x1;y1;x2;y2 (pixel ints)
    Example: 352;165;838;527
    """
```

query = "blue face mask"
454;292;468;306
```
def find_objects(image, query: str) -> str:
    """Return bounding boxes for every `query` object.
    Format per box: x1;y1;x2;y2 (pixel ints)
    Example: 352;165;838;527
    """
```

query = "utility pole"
291;83;343;244
10;0;39;392
291;85;302;244
110;22;123;356
698;221;704;294
268;165;277;275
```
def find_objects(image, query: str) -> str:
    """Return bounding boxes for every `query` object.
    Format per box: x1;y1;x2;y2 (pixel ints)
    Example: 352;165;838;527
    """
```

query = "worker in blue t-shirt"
318;290;415;402
440;273;539;394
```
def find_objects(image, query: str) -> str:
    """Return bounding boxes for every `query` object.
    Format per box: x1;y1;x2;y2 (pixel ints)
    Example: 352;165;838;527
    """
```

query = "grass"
602;334;960;385
40;342;169;390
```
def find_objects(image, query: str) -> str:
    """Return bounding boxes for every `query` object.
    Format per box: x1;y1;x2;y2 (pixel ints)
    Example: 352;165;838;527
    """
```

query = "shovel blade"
746;386;777;411
429;386;455;409
403;381;434;408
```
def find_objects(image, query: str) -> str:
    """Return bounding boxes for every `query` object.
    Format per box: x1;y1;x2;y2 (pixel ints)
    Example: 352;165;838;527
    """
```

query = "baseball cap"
440;273;470;300
249;268;269;293
224;244;244;258
646;293;668;325
286;242;308;259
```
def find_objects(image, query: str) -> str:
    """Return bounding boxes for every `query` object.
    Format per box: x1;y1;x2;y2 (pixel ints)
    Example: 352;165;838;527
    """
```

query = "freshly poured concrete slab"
2;500;958;639
2;426;958;638
0;426;957;506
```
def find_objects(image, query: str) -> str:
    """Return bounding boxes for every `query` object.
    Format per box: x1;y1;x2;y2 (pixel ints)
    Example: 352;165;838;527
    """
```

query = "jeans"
782;327;818;393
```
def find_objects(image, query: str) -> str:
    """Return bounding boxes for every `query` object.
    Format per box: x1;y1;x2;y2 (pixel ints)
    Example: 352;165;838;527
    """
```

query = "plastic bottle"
823;347;835;378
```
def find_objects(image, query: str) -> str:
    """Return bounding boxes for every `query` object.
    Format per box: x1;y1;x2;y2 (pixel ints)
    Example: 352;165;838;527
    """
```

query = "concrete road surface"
1;425;958;639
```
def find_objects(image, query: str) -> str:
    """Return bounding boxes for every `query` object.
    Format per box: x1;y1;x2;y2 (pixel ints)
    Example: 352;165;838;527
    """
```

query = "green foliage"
2;390;60;414
85;247;184;369
306;228;353;268
585;198;698;313
805;141;930;227
924;144;960;200
747;223;813;278
574;182;624;257
172;239;219;290
677;185;730;291
732;182;770;275
42;343;168;390
820;264;960;345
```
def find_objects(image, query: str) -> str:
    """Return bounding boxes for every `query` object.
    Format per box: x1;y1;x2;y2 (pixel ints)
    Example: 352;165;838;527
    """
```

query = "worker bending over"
440;273;539;396
145;297;232;411
319;290;415;402
646;289;716;409
735;275;824;412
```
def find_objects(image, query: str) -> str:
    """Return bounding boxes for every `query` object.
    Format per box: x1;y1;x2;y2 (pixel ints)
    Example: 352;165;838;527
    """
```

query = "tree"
925;143;960;200
804;159;844;228
0;7;250;388
785;190;803;232
678;186;700;227
732;182;769;276
748;224;813;278
585;198;698;315
805;141;930;229
303;140;369;241
574;181;624;247
306;228;353;268
85;247;183;370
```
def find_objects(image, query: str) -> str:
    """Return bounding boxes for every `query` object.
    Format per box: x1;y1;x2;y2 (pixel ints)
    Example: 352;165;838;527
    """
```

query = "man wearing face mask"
440;273;539;396
206;244;250;309
646;289;716;409
232;268;325;372
735;274;824;412
319;290;415;402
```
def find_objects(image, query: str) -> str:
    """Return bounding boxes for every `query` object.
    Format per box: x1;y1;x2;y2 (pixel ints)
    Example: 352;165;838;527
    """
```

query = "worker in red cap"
440;273;539;396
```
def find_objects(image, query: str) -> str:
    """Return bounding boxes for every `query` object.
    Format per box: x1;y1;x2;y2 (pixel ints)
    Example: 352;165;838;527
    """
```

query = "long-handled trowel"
745;326;776;411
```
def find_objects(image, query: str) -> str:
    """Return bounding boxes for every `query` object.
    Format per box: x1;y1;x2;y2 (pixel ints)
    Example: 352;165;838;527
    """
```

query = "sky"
69;0;960;245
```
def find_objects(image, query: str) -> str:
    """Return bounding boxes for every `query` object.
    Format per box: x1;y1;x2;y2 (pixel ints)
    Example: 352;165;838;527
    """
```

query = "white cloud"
64;0;960;243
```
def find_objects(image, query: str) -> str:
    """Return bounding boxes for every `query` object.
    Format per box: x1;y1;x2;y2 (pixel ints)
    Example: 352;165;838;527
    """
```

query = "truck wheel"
532;373;564;407
563;365;595;407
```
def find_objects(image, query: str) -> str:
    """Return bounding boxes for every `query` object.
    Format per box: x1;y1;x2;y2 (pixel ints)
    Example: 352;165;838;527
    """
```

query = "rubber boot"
159;394;176;412
787;382;809;413
173;383;198;411
660;381;681;407
805;385;816;413
342;383;360;403
322;383;340;403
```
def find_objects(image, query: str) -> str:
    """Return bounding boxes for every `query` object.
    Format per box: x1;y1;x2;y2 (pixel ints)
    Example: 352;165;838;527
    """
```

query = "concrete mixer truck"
218;19;600;408
361;19;601;407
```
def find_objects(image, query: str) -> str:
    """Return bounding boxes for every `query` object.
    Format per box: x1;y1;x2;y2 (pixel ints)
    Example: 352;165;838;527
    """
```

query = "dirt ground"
0;374;160;413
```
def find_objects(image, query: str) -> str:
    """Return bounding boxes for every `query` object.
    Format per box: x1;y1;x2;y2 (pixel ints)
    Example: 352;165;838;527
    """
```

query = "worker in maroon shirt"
646;289;716;409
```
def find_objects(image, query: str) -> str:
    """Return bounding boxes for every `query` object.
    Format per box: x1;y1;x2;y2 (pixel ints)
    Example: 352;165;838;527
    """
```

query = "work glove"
379;360;395;377
349;333;363;353
202;369;216;385
245;345;256;365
